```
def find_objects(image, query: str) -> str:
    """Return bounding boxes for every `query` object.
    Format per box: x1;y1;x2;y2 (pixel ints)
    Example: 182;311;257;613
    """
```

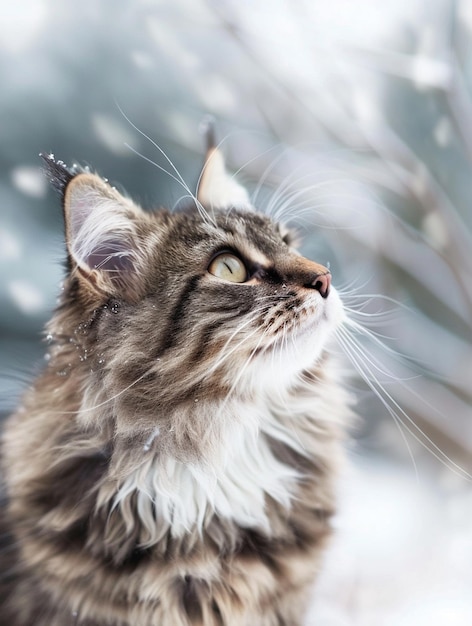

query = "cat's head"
42;141;344;452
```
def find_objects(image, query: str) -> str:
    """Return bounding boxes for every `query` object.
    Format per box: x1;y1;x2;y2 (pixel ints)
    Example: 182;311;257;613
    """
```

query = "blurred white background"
0;1;471;624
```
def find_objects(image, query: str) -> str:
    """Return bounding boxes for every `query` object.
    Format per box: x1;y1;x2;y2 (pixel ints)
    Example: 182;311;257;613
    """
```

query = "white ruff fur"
111;288;346;545
114;403;301;543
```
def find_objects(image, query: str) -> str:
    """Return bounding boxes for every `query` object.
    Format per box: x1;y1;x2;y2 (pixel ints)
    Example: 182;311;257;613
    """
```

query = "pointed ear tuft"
200;114;217;153
40;152;77;196
197;145;251;211
64;173;144;299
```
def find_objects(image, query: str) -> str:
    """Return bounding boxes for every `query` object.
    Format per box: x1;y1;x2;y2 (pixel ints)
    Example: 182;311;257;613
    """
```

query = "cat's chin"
241;287;345;394
306;285;345;340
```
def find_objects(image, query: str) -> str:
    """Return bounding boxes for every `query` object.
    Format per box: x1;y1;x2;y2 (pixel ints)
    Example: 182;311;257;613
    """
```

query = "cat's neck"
91;369;347;548
106;397;298;534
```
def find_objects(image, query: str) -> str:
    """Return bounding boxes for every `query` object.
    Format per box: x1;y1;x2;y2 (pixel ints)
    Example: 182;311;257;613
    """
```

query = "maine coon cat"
0;133;350;626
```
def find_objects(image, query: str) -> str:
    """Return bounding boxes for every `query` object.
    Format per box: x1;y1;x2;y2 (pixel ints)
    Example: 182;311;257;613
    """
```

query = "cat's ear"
197;142;251;211
41;155;145;300
63;173;145;299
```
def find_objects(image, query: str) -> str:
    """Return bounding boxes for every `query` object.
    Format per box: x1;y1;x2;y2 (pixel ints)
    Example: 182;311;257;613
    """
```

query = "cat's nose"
309;272;331;298
289;256;332;298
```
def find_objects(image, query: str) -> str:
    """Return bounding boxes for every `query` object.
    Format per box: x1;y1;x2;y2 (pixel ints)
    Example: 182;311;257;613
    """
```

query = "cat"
0;132;351;626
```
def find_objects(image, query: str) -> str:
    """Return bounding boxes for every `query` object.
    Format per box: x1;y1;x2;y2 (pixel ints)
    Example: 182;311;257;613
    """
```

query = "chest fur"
111;402;306;544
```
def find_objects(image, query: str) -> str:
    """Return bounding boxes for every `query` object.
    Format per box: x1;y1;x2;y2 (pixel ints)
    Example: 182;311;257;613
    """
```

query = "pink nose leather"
311;271;331;298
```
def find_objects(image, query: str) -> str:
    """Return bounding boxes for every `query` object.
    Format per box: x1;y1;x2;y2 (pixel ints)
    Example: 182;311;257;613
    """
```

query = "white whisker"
49;371;150;416
116;104;216;226
336;324;472;481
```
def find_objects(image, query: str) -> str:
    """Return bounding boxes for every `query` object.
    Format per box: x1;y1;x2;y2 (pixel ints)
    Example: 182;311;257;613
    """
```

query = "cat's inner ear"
64;173;143;296
197;146;251;211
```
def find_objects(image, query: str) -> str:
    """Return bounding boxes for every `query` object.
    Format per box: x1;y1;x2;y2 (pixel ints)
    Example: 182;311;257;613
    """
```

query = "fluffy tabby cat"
0;133;350;626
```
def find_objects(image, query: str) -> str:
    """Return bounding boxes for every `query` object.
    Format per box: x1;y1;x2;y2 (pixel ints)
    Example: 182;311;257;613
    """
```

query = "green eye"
208;253;247;283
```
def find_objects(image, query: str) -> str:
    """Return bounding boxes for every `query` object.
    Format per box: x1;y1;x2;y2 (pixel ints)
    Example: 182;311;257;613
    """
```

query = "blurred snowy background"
1;0;471;624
